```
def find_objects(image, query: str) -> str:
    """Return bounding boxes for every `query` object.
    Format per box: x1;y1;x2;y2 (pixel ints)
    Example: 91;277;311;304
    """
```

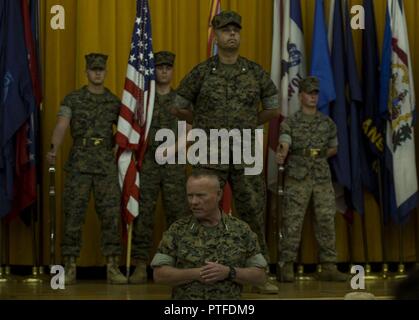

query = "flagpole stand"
363;263;381;280
22;266;48;284
0;267;7;283
389;219;408;280
295;264;316;281
380;263;390;279
389;263;408;280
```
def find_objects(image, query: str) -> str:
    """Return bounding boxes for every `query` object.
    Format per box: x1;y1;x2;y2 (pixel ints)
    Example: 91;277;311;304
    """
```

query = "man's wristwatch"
228;266;236;280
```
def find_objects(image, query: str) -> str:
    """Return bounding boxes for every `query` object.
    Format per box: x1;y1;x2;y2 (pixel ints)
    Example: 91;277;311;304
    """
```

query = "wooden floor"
0;275;400;300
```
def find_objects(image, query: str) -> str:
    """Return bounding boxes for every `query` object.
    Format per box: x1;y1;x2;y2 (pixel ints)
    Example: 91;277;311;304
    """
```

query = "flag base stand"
388;263;408;280
22;266;49;284
363;264;381;280
295;264;316;281
381;263;390;279
0;267;8;283
0;266;20;283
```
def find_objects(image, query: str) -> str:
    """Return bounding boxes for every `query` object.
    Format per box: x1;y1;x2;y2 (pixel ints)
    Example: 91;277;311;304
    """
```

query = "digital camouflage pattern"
151;214;267;300
279;110;338;263
299;76;320;93
192;165;268;260
85;53;108;70
176;56;278;135
154;51;175;66
60;86;120;174
279;111;337;183
176;55;278;261
61;172;122;257
211;10;242;29
132;90;188;261
58;86;122;257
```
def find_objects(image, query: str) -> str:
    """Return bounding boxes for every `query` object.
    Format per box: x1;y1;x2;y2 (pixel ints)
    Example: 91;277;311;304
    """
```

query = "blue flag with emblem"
360;0;382;203
379;0;418;223
310;0;335;115
0;0;34;217
345;2;365;215
329;0;351;193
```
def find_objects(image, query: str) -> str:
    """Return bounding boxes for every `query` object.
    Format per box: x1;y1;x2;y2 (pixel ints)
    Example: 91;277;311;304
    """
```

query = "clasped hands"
198;261;230;285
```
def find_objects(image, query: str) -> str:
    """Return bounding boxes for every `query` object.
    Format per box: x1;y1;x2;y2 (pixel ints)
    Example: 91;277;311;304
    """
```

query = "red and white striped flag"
116;0;155;225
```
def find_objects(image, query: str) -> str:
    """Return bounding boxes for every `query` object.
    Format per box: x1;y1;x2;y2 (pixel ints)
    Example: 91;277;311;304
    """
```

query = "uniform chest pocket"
96;103;118;126
71;107;91;133
235;77;260;107
314;122;331;146
198;76;227;111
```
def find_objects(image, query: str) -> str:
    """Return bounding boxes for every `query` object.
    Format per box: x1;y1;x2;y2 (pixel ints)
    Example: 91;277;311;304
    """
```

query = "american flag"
116;0;155;225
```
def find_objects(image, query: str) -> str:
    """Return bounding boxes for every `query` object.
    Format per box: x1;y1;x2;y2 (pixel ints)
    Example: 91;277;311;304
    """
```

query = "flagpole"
3;221;19;282
416;209;419;269
49;164;57;267
390;212;408;279
126;223;133;279
0;219;6;283
23;205;43;283
361;213;380;279
377;162;389;278
346;218;354;273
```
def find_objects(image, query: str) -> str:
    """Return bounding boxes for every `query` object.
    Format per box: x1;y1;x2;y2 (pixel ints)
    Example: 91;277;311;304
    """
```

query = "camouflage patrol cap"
211;10;242;29
299;76;320;93
85;53;108;70
154;51;175;66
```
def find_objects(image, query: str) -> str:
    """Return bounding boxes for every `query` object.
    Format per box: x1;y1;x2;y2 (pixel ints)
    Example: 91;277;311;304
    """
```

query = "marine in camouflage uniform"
277;76;347;282
151;172;267;299
130;52;188;283
174;11;279;268
47;53;126;284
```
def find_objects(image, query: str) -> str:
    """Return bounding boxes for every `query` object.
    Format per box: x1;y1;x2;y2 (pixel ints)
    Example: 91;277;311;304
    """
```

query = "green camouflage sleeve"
57;96;72;118
258;67;279;110
243;224;266;268
243;224;262;258
279;119;292;146
150;224;178;267
175;66;203;109
328;118;338;148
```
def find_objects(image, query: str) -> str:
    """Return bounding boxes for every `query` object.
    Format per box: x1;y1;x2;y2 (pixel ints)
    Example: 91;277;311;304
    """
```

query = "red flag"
116;0;155;226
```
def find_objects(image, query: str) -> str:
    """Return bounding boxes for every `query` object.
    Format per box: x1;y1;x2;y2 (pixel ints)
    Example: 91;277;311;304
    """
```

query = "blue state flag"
0;0;33;217
360;0;382;203
310;0;335;115
379;0;418;223
345;1;365;215
329;0;351;192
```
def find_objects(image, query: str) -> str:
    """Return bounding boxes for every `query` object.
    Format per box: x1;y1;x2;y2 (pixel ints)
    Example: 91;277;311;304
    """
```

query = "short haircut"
188;170;221;190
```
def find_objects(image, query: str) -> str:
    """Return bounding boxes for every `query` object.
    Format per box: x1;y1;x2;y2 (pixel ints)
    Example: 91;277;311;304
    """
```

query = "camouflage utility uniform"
279;110;338;263
132;89;187;261
176;55;278;260
151;214;267;299
59;85;122;257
